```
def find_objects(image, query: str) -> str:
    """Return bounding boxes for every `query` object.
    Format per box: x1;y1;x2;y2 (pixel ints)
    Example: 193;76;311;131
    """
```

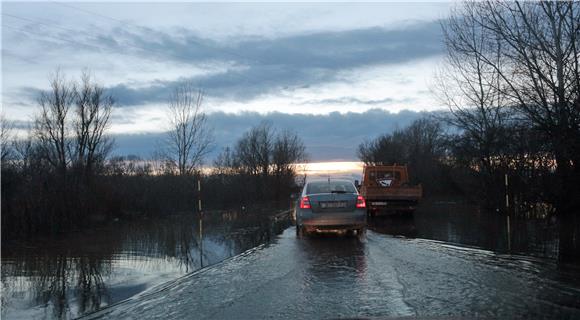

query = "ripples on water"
369;199;568;260
1;209;291;319
1;200;579;319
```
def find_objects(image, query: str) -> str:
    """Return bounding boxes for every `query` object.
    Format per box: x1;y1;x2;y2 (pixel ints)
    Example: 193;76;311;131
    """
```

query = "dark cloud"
111;108;433;162
296;97;414;106
75;21;443;106
6;119;34;130
101;21;443;68
8;108;444;161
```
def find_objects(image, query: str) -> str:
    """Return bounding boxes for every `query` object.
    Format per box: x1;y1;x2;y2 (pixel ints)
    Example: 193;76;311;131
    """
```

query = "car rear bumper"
300;210;366;229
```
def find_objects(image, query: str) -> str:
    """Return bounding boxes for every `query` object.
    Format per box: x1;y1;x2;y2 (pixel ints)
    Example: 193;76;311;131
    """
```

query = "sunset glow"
297;161;364;180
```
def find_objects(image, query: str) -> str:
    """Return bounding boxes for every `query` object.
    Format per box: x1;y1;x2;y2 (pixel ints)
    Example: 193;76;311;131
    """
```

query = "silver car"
295;179;367;236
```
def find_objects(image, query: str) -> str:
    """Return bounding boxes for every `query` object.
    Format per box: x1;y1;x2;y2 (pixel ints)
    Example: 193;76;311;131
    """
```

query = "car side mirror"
354;180;361;189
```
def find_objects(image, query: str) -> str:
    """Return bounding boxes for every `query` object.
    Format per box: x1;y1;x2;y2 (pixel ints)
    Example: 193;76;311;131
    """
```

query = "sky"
2;1;453;162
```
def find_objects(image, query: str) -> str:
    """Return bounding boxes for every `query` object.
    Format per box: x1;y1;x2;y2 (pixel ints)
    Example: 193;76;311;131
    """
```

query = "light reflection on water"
1;209;291;319
2;200;578;319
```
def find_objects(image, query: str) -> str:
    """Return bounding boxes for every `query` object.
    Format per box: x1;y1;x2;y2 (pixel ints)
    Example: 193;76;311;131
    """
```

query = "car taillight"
299;196;311;209
356;195;366;208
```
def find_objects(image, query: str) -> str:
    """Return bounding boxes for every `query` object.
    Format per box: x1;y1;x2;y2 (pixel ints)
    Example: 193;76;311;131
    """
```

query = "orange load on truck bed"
359;164;422;214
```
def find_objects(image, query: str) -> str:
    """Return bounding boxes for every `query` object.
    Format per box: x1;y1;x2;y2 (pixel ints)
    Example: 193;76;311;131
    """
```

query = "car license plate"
320;201;347;208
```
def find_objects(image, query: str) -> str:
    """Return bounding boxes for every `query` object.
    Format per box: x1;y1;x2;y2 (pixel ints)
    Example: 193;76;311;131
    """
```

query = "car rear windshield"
306;181;357;195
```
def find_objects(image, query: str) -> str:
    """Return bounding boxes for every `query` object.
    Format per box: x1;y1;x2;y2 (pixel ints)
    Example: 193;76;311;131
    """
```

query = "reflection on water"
369;199;578;262
298;236;367;283
2;200;578;319
1;209;291;319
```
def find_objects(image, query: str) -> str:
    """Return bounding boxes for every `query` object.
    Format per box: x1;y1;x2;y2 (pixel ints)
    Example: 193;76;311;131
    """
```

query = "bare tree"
73;71;114;178
35;70;75;177
235;121;273;199
272;129;307;177
272;129;307;200
166;84;213;176
213;146;238;176
357;129;407;166
358;118;446;188
1;114;14;164
236;121;274;177
435;2;512;178
34;70;114;180
438;1;580;207
219;123;306;202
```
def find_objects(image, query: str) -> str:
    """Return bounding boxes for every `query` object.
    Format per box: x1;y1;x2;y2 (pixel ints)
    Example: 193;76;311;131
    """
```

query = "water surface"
2;200;578;319
1;209;290;319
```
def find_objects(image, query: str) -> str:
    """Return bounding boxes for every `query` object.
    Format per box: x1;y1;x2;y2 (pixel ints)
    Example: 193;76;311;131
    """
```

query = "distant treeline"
358;116;560;212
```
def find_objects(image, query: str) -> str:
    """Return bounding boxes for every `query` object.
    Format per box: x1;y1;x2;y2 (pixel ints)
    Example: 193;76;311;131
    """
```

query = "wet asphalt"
84;227;580;319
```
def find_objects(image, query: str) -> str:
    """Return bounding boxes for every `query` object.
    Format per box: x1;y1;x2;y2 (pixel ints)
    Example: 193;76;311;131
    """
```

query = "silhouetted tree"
236;121;274;199
35;70;75;179
358;117;451;195
73;71;114;180
1;114;14;163
165;84;213;176
441;1;580;209
272;129;307;200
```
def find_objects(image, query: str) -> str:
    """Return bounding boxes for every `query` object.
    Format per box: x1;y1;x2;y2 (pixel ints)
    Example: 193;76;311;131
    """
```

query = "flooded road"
2;201;579;319
86;228;580;319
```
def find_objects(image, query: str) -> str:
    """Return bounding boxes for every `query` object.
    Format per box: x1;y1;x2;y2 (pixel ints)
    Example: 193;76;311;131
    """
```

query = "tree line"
1;72;306;239
208;121;307;207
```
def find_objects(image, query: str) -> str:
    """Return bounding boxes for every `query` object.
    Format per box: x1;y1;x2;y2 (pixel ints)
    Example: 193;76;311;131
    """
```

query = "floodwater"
1;209;290;319
87;228;580;319
2;201;579;319
370;199;566;260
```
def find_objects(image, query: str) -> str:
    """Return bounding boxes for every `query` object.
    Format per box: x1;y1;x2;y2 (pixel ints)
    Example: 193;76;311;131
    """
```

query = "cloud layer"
105;22;443;105
112;108;434;162
6;17;443;107
3;3;449;161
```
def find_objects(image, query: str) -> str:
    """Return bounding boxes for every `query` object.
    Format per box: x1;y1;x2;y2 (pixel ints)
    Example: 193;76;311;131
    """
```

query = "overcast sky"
2;1;453;161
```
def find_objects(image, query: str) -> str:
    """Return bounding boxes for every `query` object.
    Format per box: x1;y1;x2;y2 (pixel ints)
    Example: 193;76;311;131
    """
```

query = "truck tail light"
299;196;311;209
356;195;366;208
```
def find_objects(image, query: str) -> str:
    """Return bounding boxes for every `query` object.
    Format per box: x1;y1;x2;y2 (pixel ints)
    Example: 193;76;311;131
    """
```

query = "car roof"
306;179;353;184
